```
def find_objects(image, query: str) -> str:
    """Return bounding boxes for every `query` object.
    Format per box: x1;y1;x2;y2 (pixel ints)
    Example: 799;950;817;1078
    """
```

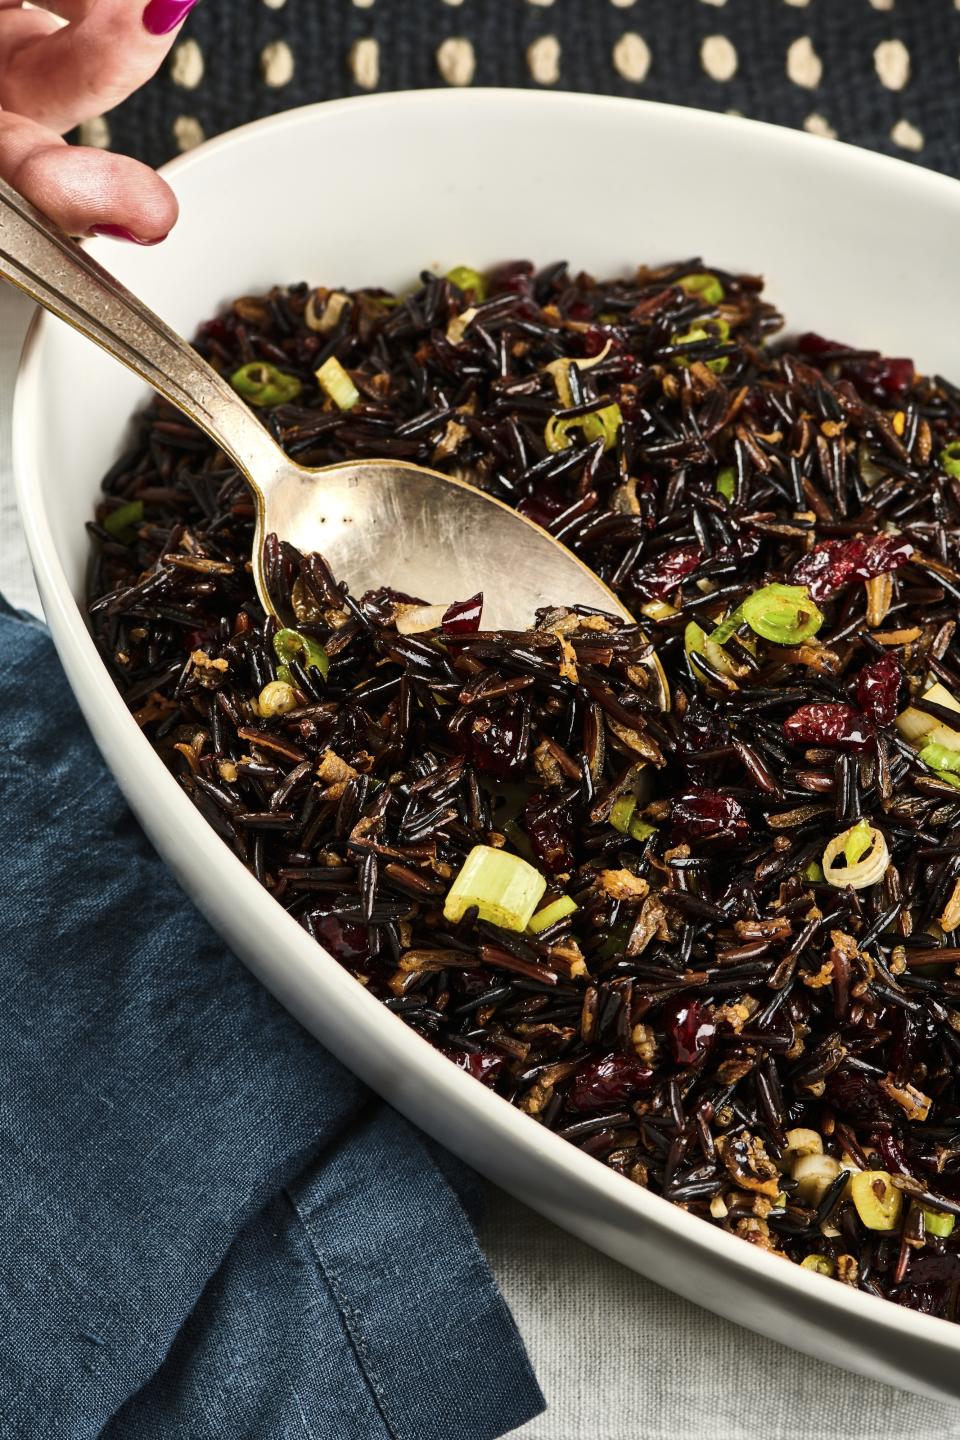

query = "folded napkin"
0;598;544;1439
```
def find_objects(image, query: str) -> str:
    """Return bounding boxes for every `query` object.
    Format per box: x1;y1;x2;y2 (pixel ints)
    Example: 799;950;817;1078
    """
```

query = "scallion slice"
443;845;547;932
715;466;736;502
940;441;960;480
527;895;577;934
103;499;144;542
677;272;724;305
273;627;329;680
446;265;487;301
545;403;622;454
231;361;302;407
740;584;824;645
315;356;360;411
610;795;638;834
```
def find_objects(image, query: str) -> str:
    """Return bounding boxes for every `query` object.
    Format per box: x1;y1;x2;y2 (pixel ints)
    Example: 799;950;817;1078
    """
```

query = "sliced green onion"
919;739;960;775
527;895;578;934
677;272;724;305
710;603;746;647
804;860;825;883
276;663;294;685
315;355;360;411
230;361;302;407
545;402;623;454
940;441;960;480
443;845;547;932
923;1208;956;1239
671;317;731;374
715;466;736;502
740;584;824;645
843;818;874;867
800;1254;835;1277
273;627;329;680
610;795;638;834
446;265;487;301
629;818;657;843
103;499;144;542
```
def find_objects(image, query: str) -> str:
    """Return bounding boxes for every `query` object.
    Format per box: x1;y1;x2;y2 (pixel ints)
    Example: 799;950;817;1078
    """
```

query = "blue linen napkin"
0;598;545;1439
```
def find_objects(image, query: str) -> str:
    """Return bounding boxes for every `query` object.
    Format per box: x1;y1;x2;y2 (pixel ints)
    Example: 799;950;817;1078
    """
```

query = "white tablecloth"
3;281;960;1440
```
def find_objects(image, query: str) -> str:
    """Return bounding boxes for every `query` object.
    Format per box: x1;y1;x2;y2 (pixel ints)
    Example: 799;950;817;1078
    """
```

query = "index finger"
0;0;200;135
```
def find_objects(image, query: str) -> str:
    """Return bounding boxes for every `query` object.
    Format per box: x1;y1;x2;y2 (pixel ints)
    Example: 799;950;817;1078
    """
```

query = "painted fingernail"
142;0;198;36
89;224;168;246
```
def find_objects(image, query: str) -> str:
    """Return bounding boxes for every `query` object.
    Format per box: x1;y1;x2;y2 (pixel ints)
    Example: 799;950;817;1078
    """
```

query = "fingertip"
13;146;179;241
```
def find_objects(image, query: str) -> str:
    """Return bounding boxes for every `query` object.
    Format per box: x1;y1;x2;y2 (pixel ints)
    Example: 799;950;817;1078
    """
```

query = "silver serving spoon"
0;177;656;656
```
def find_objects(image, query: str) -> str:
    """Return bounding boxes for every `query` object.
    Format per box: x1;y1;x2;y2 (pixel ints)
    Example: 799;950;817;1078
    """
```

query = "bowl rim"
14;86;960;1355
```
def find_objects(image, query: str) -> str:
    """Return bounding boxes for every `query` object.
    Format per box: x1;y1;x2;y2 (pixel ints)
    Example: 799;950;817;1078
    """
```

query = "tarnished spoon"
0;176;662;698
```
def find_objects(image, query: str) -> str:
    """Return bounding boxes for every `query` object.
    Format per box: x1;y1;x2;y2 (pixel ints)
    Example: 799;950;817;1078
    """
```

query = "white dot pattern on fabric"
170;38;204;90
436;36;475;86
612;32;650;83
701;34;737;81
527;0;555;7
870;0;895;9
77;115;111;149
173;115;205;151
261;0;286;8
784;0;810;7
349;37;380;89
261;39;294;87
699;0;727;8
351;0;374;9
874;38;910;90
891;117;924;150
804;111;837;138
610;0;637;9
786;35;822;88
527;34;561;84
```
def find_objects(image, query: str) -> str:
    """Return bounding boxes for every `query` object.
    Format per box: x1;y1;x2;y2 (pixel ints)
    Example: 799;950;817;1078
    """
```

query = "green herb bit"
527;895;578;934
629;818;657;843
446;265;487;302
315;355;360;411
677;272;724;305
715;466;736;502
670;317;731;374
923;1208;956;1239
443;845;547;932
610;795;638;834
230;361;302;407
710;604;746;648
940;441;960;480
919;739;960;777
804;861;825;884
800;1254;835;1277
544;402;623;455
272;627;329;680
102;499;144;542
740;583;824;645
843;819;874;867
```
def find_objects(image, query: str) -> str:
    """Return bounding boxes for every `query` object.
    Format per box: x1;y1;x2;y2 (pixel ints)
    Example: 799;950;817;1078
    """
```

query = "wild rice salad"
88;259;960;1318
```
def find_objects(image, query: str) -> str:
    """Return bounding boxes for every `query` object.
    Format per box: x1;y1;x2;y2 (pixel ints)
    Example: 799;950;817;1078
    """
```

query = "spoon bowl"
0;175;628;632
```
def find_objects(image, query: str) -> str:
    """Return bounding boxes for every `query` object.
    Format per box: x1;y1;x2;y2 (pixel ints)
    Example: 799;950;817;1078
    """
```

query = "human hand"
0;0;198;243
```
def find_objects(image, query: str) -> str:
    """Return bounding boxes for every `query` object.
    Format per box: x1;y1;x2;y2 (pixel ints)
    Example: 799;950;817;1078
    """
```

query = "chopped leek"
230;361;302;407
923;1208;956;1238
671;317;731;374
940;441;960;480
273;627;329;680
527;895;578;934
804;860;825;883
800;1255;835;1277
677;272;724;305
740;584;824;645
918;740;960;787
629;818;657;842
545;342;613;407
545;403;623;454
443;845;547;932
447;265;487;301
843;818;874;867
715;466;736;502
610;795;638;834
103;499;144;542
315;355;360;411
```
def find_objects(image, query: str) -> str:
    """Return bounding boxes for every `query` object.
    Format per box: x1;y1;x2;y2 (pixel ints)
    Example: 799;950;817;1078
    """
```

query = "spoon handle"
0;176;284;494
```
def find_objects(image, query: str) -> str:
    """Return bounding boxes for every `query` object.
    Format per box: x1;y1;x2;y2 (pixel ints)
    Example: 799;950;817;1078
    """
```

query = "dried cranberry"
851;355;915;402
567;300;593;323
516;482;571;529
442;593;483;638
632;543;702;600
567;1052;654;1112
583;327;613;358
662;996;716;1065
783;703;873;751
791;534;913;601
522;794;575;874
796;332;849;358
313;914;370;965
466;702;529;780
443;1047;505;1087
824;1066;896;1122
679;702;728;754
854;653;902;728
671;789;750;845
488;260;535;298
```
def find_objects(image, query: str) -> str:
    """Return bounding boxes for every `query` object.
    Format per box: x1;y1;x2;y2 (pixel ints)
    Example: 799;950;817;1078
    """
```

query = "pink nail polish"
89;224;168;246
142;0;198;36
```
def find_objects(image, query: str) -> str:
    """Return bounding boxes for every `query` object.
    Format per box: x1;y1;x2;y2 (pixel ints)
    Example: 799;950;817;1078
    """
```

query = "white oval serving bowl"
14;90;960;1402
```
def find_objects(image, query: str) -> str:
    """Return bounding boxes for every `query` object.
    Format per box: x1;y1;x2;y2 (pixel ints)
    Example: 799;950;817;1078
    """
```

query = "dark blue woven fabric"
0;600;544;1439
